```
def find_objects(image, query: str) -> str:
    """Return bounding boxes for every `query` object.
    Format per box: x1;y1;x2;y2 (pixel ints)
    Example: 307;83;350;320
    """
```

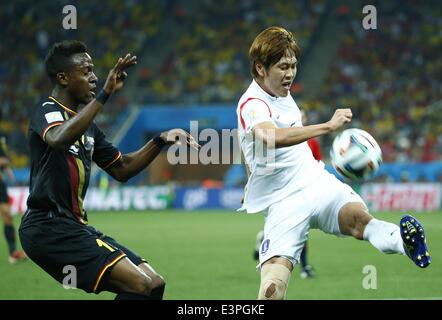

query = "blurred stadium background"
0;0;441;299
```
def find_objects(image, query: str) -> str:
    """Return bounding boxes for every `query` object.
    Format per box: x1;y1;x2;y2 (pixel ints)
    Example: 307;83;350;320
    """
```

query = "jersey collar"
251;79;281;102
48;96;78;115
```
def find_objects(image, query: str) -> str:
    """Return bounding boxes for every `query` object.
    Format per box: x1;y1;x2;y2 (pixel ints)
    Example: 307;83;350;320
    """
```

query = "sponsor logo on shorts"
261;239;270;254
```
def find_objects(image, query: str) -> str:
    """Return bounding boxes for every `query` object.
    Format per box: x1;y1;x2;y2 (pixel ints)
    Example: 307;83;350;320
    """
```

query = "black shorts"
0;181;9;203
19;213;147;294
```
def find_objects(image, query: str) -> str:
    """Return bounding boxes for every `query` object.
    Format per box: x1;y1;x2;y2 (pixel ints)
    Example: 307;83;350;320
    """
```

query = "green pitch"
1;210;441;300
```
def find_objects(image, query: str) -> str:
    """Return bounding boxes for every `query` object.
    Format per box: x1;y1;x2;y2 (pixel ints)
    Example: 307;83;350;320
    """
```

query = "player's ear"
56;72;69;87
256;63;265;78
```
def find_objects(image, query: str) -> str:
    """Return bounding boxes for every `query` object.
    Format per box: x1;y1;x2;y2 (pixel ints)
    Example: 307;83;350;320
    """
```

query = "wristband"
153;135;166;149
96;89;110;105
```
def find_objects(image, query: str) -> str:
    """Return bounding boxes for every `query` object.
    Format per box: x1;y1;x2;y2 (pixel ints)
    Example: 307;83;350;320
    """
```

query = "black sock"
115;284;165;300
150;284;165;300
114;293;152;300
4;224;16;255
300;245;307;269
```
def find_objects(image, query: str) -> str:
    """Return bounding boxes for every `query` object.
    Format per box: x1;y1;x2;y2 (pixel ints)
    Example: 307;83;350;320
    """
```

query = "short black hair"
44;40;89;84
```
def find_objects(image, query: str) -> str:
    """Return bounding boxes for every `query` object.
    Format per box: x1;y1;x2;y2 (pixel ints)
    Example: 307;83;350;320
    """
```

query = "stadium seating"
0;0;440;179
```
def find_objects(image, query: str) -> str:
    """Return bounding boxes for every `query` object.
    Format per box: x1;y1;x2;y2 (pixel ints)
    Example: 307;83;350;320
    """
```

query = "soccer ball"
330;128;382;181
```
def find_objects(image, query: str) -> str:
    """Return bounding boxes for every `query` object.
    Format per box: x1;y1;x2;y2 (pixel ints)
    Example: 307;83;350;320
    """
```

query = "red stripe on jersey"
66;154;82;222
42;122;64;142
239;98;272;130
307;138;322;161
102;151;122;170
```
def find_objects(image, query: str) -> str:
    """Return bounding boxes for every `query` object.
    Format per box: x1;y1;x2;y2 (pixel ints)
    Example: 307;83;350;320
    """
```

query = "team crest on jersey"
69;145;79;156
261;239;270;254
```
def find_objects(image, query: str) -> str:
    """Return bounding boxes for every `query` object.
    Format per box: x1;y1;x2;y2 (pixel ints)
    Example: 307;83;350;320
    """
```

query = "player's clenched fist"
327;108;352;132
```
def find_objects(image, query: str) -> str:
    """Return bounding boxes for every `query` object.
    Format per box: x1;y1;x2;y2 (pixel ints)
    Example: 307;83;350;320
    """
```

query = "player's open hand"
327;108;352;132
104;53;137;94
160;129;201;150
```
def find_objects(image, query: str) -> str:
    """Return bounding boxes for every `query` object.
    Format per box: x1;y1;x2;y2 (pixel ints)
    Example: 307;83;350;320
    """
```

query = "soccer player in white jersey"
237;26;431;300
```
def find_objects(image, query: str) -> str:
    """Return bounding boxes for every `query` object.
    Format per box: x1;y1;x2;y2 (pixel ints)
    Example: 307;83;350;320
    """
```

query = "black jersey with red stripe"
23;97;121;224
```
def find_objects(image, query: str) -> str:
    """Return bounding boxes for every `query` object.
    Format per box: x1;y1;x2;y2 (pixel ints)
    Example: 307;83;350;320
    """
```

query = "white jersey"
237;80;325;213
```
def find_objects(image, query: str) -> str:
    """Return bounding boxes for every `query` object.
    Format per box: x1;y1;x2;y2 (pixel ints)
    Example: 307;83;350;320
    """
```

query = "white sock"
363;218;406;255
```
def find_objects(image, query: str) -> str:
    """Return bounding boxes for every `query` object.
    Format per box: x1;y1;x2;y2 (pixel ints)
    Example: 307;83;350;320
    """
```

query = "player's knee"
258;278;287;300
130;273;153;295
151;274;165;290
339;206;372;240
349;225;364;240
353;216;373;240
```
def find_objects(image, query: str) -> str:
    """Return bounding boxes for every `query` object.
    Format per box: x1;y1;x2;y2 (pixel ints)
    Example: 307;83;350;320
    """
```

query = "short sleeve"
239;98;274;133
30;101;66;142
92;124;122;170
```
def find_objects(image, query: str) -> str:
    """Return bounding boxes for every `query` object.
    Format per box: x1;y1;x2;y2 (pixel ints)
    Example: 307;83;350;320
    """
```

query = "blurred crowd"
301;0;441;163
0;0;166;167
0;0;440;171
137;0;324;103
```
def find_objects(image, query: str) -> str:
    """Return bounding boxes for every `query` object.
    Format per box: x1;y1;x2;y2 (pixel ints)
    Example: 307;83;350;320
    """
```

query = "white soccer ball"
330;128;382;182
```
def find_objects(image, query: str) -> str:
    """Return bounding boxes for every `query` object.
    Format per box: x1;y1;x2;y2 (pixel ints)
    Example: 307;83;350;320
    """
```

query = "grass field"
1;210;441;300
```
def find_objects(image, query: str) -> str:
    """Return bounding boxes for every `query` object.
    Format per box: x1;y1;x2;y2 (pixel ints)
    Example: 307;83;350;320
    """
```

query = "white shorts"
258;171;365;268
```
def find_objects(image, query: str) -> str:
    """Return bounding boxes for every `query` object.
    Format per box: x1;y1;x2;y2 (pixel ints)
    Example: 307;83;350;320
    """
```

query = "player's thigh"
19;217;127;293
137;262;165;288
259;193;311;268
101;257;153;294
101;235;165;288
312;172;367;236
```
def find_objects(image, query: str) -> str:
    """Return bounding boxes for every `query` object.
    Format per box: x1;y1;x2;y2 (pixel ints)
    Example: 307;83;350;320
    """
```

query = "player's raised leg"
338;202;431;268
339;202;404;252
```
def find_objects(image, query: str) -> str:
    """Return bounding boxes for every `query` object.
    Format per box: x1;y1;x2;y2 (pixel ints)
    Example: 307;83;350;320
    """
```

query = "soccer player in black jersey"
0;129;27;264
19;40;199;299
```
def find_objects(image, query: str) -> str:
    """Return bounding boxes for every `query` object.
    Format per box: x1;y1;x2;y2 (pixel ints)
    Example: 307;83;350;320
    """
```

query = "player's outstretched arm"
45;54;137;151
106;129;200;183
253;108;352;148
